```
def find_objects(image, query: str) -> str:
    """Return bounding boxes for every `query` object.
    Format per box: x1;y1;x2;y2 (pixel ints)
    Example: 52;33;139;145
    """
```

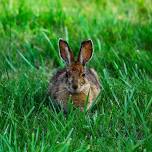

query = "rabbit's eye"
82;73;85;77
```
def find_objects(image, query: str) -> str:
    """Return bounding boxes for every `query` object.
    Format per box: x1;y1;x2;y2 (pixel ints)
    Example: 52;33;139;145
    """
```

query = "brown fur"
48;39;101;111
48;62;100;111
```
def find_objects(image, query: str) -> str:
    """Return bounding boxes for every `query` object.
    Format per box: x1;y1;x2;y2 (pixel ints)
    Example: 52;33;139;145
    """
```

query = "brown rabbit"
48;39;100;112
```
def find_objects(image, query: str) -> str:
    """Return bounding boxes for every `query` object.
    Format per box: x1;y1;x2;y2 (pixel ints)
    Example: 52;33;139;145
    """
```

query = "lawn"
0;0;152;151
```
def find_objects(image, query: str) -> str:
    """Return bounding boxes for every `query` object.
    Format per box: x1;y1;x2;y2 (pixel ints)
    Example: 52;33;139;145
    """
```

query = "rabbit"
48;39;100;112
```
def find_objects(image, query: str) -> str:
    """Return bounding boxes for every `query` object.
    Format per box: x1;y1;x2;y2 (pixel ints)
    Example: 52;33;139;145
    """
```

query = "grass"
0;0;152;151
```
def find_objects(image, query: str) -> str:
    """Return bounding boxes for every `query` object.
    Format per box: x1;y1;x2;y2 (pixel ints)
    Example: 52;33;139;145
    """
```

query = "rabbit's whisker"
56;89;67;93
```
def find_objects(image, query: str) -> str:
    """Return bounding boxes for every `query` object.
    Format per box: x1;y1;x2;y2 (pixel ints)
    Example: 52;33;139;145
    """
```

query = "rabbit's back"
86;68;100;90
84;68;100;108
48;69;69;107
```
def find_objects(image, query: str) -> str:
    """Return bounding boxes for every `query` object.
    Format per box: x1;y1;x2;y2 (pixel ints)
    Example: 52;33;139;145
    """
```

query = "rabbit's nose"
72;84;78;90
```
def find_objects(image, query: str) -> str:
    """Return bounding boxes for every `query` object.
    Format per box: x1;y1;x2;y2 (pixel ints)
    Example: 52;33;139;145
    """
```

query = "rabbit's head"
59;39;93;94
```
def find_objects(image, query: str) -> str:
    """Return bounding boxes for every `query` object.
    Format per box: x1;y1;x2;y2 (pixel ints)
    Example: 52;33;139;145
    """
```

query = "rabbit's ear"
77;40;93;65
59;39;74;65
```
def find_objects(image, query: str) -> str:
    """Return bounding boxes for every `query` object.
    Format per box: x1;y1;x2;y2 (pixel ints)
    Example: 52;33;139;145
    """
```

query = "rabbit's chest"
70;92;88;107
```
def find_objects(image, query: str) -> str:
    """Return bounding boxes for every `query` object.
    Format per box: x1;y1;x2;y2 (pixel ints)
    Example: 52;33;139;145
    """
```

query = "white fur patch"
65;47;71;64
80;51;83;64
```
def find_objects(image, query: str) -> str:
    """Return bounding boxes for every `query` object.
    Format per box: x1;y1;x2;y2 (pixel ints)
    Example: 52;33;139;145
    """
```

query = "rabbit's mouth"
69;89;81;94
66;86;82;94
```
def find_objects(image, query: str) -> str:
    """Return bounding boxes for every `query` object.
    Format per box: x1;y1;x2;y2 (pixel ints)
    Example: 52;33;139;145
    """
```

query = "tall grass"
0;0;152;151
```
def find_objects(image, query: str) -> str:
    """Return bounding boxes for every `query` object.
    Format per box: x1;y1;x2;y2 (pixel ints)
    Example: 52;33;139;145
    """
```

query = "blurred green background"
0;0;152;151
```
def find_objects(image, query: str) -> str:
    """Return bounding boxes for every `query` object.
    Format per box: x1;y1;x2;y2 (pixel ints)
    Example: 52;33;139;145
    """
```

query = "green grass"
0;0;152;151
